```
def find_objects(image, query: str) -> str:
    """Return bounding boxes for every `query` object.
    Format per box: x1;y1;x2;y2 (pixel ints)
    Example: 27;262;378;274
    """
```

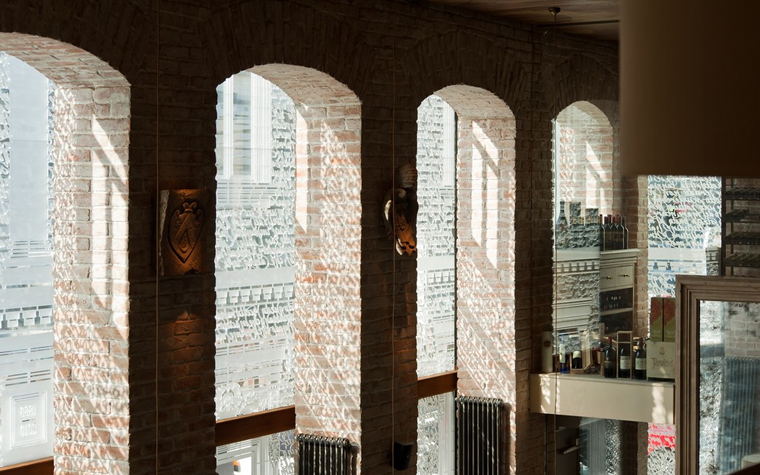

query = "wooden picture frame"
676;275;760;475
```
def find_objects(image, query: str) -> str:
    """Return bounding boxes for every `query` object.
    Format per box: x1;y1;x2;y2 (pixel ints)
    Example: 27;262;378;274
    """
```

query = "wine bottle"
634;338;647;380
556;202;568;248
603;338;617;378
618;342;631;378
621;216;629;250
603;215;611;251
612;215;622;250
598;214;605;250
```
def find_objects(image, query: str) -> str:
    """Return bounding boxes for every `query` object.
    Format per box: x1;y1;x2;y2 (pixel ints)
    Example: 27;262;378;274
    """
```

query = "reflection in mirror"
552;102;612;362
698;300;760;475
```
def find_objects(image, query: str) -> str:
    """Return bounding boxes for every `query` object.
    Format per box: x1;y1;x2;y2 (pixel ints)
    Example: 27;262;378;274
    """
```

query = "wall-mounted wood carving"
383;163;418;256
159;189;209;275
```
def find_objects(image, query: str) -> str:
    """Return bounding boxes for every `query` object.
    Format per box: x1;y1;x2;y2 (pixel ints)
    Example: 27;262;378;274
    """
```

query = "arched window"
214;65;361;474
0;51;55;468
416;94;457;474
552;101;614;343
415;85;517;474
0;34;130;472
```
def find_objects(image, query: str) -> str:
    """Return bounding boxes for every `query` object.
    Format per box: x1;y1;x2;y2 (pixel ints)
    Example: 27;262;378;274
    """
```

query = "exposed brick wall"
0;0;620;474
434;85;518;473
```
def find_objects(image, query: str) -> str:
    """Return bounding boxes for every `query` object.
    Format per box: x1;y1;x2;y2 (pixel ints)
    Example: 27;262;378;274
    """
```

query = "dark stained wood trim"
417;370;458;399
215;405;296;447
729;463;760;475
0;457;53;475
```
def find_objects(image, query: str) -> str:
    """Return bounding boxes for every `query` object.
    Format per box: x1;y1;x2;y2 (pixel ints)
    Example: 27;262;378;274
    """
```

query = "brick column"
52;83;132;474
436;86;518;474
250;65;365;468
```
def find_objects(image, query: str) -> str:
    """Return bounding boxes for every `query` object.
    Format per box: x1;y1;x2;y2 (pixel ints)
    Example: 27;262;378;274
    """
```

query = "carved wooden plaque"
159;189;209;276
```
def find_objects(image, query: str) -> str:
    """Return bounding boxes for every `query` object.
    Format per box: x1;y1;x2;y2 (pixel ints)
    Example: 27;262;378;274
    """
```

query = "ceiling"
422;0;620;42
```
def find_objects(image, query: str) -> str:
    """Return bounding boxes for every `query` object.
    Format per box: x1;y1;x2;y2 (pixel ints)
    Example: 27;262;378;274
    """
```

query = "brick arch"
555;53;619;113
233;64;364;460
556;100;615;216
200;1;377;99
0;2;148;84
0;33;131;474
433;85;518;474
403;30;531;118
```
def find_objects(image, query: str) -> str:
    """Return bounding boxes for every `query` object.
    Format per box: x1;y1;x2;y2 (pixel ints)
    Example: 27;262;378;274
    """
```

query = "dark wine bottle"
603;338;617;378
598;214;605;250
612;215;622;250
634;338;647;380
618;342;631;378
602;215;611;251
621;216;629;250
556;202;568;249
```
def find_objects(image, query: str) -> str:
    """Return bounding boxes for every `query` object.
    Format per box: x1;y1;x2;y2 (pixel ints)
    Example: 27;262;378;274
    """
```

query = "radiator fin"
456;396;503;475
296;434;352;475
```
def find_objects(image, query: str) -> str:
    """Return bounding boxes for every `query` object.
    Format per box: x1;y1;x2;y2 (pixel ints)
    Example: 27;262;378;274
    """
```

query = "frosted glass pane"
417;392;455;475
215;73;296;420
643;176;721;475
0;52;55;468
698;301;760;475
416;95;456;377
216;430;294;475
647;175;721;298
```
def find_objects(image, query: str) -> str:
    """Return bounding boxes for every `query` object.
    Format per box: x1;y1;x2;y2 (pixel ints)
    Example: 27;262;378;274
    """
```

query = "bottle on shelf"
618;341;631;378
599;214;605;250
634;338;647;380
603;215;611;251
621;216;629;250
603;337;617;378
612;215;622;250
556;201;568;248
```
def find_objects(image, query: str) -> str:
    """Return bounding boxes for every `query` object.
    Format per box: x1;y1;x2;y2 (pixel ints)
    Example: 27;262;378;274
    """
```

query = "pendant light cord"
390;7;397;470
549;7;560;475
154;0;161;473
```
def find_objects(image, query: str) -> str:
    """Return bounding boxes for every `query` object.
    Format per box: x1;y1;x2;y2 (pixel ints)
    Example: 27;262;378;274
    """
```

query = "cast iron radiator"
456;396;503;475
296;434;352;475
718;356;760;474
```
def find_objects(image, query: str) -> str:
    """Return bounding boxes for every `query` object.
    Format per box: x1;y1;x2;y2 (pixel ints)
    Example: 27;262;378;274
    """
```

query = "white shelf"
529;373;674;424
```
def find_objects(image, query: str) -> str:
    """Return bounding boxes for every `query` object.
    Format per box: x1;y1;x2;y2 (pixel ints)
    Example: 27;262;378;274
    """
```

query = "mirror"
676;276;760;475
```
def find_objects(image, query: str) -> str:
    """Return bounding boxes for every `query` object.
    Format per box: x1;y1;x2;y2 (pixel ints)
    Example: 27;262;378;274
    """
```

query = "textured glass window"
646;175;721;475
216;72;273;183
417;393;455;475
0;52;55;467
697;301;760;475
416;95;456;378
216;430;294;475
416;95;457;475
214;72;296;420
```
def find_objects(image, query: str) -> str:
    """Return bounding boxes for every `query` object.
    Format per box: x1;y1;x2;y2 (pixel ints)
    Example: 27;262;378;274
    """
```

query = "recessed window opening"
0;36;131;472
214;70;296;475
214;65;362;475
552;101;613;352
416;94;457;475
0;51;55;469
416;85;516;474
